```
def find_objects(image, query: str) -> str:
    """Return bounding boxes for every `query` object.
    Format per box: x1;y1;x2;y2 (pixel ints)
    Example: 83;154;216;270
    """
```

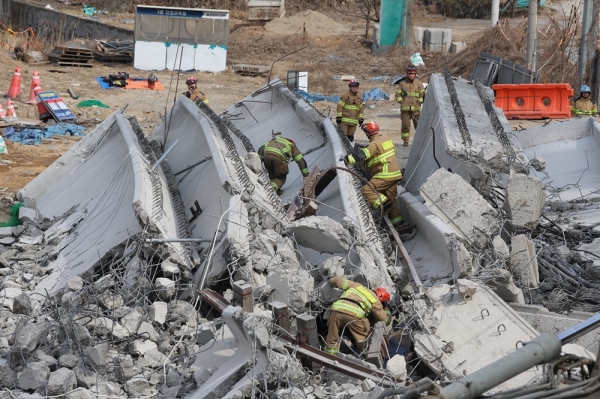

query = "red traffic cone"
36;94;50;122
7;66;21;100
27;70;40;104
0;104;6;118
27;82;42;104
6;99;16;117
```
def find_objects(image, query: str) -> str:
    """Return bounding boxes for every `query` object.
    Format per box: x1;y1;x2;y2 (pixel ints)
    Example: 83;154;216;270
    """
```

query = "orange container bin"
492;83;574;119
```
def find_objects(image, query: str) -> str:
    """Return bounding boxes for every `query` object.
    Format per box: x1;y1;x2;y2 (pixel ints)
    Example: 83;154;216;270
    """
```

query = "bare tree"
354;0;381;38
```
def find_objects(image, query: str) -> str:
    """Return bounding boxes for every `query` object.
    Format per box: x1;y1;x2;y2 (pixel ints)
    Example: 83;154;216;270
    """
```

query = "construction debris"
1;72;600;399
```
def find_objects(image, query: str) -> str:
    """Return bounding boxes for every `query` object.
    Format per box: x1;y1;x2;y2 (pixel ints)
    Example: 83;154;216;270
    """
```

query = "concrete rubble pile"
0;74;599;398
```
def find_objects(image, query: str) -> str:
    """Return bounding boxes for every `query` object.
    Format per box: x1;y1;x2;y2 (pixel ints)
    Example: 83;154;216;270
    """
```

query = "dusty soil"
0;1;581;221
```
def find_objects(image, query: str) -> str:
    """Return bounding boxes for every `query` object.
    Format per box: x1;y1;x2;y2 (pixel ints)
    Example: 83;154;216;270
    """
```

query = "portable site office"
134;5;229;72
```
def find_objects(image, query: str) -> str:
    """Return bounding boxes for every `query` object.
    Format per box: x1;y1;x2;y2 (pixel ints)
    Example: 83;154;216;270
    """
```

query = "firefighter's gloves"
344;155;356;165
358;118;364;126
302;172;309;178
384;307;392;325
335;117;342;124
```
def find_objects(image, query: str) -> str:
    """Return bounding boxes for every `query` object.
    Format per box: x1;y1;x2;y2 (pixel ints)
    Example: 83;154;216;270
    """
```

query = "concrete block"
98;292;124;310
110;322;130;340
137;348;168;368
449;42;467;53
318;283;342;306
289;216;352;253
487;269;525;304
47;368;76;396
129;339;158;356
319;256;345;278
420;169;499;250
0;365;16;388
155;277;176;301
65;276;84;292
510;235;540;287
504;173;545;229
86;317;114;337
84;343;108;373
115;354;141;383
531;156;546;171
0;227;12;238
126;377;152;398
267;268;314;313
15;323;42;351
387;354;406;376
66;388;94;399
493;235;510;261
160;260;180;278
275;387;305;398
0;237;15;245
137;321;160;342
412;26;426;48
423;28;452;52
18;361;50;391
149;301;168;324
193;367;212;386
18;206;37;223
121;308;144;334
244;152;263;175
13;292;32;315
58;354;80;369
74;366;98;389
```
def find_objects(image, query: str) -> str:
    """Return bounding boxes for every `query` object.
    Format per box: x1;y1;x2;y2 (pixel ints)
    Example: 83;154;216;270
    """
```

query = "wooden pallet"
57;61;93;68
49;47;94;67
231;64;270;76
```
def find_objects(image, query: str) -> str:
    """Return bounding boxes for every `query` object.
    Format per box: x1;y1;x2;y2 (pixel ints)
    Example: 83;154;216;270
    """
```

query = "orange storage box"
492;83;574;119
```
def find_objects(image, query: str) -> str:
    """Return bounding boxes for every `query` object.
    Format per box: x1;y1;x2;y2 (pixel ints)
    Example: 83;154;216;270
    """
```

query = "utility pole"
526;0;538;81
491;0;499;26
577;0;594;95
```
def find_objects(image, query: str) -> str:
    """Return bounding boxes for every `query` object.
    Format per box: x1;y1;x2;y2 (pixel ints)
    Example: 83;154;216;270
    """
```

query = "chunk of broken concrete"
160;260;180;279
84;343;108;374
289;216;352;253
420;168;498;250
18;361;50;391
319;256;346;278
510;235;540;288
504;172;545;229
155;278;176;301
486;269;525;304
47;367;77;396
492;235;510;261
126;376;153;398
13;292;32;315
129;339;158;356
267;269;314;313
387;354;407;376
18;206;37;224
149;301;167;324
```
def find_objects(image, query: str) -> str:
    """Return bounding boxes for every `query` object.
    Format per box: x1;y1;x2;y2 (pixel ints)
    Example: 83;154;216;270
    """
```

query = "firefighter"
258;132;309;195
572;85;597;116
184;77;209;105
336;79;364;142
324;276;391;355
396;66;425;147
344;121;404;226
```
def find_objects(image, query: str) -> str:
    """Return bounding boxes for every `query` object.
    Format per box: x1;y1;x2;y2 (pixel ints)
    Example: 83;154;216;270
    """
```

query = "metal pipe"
577;0;594;94
526;0;538;76
145;238;221;243
440;334;561;399
491;0;499;26
152;139;179;170
557;312;600;345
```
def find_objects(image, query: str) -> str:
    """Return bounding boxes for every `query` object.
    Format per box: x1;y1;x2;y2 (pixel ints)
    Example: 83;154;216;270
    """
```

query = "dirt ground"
0;1;582;221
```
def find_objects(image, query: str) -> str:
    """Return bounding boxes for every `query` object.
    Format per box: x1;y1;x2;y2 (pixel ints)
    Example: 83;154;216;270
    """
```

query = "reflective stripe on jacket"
337;90;364;125
328;276;388;322
395;79;425;111
572;98;597;116
348;134;402;180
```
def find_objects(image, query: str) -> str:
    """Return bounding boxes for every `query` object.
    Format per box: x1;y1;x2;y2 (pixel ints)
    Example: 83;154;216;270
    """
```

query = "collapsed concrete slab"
510;235;539;288
18;112;187;295
404;73;528;197
412;280;541;390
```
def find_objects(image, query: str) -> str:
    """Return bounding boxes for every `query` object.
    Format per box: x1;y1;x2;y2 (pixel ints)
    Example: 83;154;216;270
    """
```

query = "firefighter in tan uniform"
184;77;209;105
258;132;309;195
324;276;391;355
571;85;597;116
345;121;404;226
336;79;364;142
396;66;425;147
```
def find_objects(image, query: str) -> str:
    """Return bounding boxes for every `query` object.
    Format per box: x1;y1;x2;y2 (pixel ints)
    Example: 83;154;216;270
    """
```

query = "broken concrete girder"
510;235;540;288
486;268;525;304
503;172;545;229
221;78;396;288
420;168;499;250
412;279;540;390
17;111;187;296
404;73;528;196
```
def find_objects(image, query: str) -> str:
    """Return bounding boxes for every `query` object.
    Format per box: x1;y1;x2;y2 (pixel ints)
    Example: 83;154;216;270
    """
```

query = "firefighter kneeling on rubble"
344;121;404;226
324;276;392;356
258;132;309;195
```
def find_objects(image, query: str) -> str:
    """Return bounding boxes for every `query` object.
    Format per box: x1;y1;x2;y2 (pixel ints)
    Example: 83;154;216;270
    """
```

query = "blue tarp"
4;123;86;145
294;90;340;103
362;88;390;102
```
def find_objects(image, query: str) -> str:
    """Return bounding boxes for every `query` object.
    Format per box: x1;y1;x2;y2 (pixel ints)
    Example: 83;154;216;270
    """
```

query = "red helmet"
407;66;417;74
186;76;198;85
348;79;359;87
375;287;390;303
361;121;379;136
